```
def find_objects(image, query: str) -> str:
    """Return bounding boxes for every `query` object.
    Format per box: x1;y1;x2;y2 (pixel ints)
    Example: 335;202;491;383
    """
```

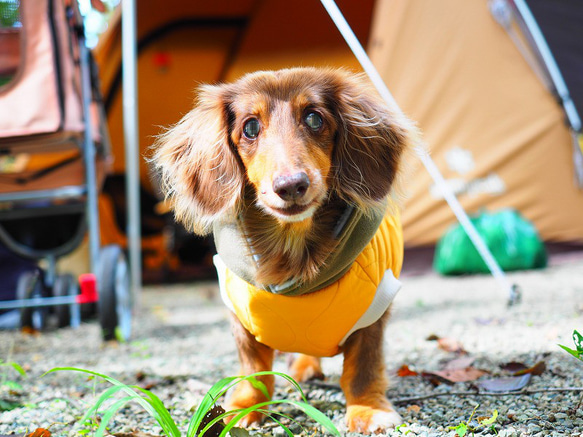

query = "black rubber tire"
53;274;76;328
98;245;132;341
16;270;47;330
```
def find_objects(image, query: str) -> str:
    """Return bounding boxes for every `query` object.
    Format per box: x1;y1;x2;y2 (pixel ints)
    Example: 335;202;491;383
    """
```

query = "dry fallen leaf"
20;326;40;336
500;360;546;377
476;374;532;392
26;429;51;437
443;356;476;370
407;404;421;413
420;371;455;386
514;361;546;376
396;364;418;377
198;404;226;437
426;334;467;354
430;367;487;383
499;361;528;373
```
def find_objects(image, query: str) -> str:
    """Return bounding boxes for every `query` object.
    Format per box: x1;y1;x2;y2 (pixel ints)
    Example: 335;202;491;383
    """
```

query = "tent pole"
320;0;520;305
511;0;581;133
122;0;141;307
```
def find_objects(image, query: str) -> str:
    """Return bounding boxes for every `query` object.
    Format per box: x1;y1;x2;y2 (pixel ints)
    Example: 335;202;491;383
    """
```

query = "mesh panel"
0;0;20;28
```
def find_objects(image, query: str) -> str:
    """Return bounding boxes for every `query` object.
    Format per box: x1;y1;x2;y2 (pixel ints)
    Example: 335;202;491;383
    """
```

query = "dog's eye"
304;112;323;131
243;119;260;139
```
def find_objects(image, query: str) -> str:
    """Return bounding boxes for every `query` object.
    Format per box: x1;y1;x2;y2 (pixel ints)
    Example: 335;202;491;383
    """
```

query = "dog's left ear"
331;73;414;210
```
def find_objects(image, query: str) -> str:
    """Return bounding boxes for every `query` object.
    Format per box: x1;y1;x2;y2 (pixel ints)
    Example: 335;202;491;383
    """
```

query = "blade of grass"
79;384;127;425
95;395;135;436
46;367;181;437
8;362;27;378
286;400;340;436
245;371;307;402
187;376;240;436
559;344;583;360
188;374;271;436
218;401;274;437
137;387;183;435
217;399;340;437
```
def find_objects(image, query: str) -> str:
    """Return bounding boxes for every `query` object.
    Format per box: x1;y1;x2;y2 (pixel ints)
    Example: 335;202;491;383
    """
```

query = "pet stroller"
0;0;131;340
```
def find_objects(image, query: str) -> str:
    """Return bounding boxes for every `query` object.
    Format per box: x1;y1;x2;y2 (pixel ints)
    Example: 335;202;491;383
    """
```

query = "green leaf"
395;423;411;434
0;398;23;411
79;384;126;425
454;422;468;437
46;367;181;437
479;409;498;426
96;395;135;436
218;401;276;436
263;412;295;437
3;380;23;391
187;375;240;436
286;400;340;436
559;344;583;361
573;330;583;353
8;362;27;378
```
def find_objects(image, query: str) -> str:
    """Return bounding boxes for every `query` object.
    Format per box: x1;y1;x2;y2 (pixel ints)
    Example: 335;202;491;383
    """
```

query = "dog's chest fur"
236;194;347;286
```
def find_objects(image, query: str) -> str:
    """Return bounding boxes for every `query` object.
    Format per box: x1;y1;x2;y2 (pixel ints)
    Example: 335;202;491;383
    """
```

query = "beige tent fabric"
0;0;84;139
369;0;583;245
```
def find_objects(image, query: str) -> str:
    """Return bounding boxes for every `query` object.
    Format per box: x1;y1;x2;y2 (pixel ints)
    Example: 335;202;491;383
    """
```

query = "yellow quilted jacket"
214;212;404;357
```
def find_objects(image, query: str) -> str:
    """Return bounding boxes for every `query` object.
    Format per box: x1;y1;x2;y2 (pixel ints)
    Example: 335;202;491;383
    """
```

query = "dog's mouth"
268;202;317;222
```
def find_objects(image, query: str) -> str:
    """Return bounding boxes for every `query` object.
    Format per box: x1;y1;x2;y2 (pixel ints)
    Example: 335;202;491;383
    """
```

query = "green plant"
448;404;498;436
0;359;26;389
46;367;340;437
559;330;583;362
0;1;20;28
559;330;583;410
0;359;27;411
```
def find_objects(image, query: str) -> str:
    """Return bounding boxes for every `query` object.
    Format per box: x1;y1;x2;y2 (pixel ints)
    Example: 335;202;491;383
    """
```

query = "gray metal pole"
122;0;141;306
79;41;100;277
512;0;581;133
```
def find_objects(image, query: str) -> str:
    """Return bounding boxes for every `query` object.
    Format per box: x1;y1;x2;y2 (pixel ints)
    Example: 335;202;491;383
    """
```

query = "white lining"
214;254;235;313
338;269;402;346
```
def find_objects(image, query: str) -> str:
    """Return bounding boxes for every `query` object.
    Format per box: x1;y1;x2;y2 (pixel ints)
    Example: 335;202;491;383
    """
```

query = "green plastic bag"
434;209;547;275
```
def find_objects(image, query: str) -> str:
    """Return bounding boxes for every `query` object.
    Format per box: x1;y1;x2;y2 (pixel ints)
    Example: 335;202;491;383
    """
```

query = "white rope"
320;0;519;304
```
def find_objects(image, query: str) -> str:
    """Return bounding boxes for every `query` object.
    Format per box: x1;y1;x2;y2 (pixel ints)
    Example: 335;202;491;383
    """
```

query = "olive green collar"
213;202;385;296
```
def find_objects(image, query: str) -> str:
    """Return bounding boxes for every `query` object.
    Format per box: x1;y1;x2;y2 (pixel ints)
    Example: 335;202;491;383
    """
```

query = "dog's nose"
273;172;310;201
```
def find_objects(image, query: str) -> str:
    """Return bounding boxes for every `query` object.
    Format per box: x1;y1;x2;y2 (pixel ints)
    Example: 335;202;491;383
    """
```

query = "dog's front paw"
225;381;270;427
346;405;403;434
224;402;264;428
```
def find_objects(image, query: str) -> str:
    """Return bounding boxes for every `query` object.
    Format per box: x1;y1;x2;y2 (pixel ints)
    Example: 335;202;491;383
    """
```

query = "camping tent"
368;0;583;246
93;0;583;274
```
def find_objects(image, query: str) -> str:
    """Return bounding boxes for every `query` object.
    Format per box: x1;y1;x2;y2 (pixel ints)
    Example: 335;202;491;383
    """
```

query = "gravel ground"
1;253;583;436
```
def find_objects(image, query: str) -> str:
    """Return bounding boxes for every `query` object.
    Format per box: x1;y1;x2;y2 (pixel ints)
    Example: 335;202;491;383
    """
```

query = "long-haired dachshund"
153;67;415;434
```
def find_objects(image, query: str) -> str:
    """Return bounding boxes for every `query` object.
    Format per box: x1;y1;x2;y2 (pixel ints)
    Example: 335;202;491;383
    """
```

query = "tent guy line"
320;0;520;305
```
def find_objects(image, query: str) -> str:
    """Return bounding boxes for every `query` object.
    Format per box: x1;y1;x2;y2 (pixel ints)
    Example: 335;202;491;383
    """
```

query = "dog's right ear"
152;84;244;235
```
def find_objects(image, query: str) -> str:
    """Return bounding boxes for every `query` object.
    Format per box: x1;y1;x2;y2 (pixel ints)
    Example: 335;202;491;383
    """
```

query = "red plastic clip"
77;273;98;304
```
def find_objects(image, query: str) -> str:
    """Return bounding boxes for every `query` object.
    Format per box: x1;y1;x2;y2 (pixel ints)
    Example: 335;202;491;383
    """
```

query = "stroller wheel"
16;271;47;331
98;245;132;341
53;274;79;328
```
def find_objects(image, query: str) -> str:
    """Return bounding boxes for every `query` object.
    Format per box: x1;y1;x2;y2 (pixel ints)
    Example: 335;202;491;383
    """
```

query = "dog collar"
212;201;387;296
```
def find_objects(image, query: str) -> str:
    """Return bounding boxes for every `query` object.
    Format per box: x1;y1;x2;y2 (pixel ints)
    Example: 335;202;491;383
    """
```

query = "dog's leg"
340;312;402;434
227;314;275;426
289;354;324;382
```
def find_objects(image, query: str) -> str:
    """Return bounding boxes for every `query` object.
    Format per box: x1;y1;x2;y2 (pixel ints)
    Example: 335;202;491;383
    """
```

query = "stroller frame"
0;0;131;340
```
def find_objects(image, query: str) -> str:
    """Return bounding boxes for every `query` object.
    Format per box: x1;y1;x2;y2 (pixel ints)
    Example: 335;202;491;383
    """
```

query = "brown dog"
153;67;415;434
